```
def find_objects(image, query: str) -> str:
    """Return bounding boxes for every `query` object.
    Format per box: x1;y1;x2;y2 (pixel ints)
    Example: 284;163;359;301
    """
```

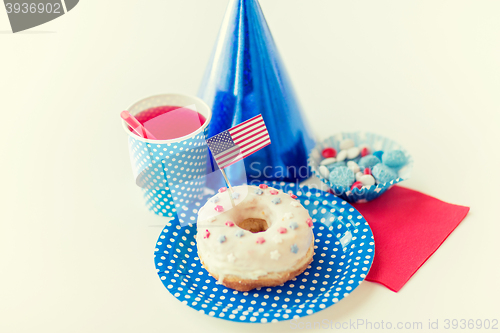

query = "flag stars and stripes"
206;114;271;169
206;131;236;155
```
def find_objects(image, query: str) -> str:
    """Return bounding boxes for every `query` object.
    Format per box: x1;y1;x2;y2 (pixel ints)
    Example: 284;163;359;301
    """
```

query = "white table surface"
1;1;499;332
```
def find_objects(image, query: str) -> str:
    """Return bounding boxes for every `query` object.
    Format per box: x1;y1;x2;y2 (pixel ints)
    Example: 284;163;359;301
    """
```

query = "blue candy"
372;163;398;183
290;244;299;254
326;161;347;172
358;155;381;170
373;151;384;161
271;197;281;205
254;189;263;195
382;150;407;168
328;166;355;188
349;156;361;164
232;192;240;199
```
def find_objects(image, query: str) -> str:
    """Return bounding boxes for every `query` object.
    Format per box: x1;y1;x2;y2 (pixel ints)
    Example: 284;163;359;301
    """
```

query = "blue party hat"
199;0;315;185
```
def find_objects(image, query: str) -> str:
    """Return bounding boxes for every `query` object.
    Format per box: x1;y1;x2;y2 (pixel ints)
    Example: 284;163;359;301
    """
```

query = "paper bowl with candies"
308;132;413;203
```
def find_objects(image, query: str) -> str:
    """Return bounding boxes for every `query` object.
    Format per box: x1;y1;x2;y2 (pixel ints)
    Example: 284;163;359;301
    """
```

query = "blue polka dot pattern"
154;181;375;323
308;132;413;203
128;129;209;222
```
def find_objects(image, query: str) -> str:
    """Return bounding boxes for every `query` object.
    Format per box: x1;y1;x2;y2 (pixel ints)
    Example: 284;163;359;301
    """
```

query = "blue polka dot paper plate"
154;181;375;323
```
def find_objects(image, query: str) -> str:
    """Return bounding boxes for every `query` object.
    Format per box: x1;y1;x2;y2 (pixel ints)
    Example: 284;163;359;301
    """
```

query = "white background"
1;1;499;332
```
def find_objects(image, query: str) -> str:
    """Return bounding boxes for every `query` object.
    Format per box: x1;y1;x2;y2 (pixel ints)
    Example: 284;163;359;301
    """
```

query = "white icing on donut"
227;253;236;263
272;234;283;244
197;185;314;281
270;250;281;260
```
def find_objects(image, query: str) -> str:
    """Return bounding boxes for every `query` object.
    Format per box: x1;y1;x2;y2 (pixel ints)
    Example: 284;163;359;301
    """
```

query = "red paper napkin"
352;186;469;292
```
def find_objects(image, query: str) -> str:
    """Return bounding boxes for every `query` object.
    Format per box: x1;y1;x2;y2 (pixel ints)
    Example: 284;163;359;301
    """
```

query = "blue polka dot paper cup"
308;132;413;203
122;94;212;220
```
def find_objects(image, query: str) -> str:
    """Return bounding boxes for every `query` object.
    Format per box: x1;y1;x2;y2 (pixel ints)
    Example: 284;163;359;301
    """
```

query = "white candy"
347;147;360;159
336;150;348;162
360;174;376;186
311;150;322;161
340;139;355;150
319;165;330;179
356;172;363;182
347;161;360;174
320;157;337;166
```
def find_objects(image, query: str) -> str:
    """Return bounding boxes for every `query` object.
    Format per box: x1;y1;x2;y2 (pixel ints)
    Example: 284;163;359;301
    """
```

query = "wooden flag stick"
220;168;235;208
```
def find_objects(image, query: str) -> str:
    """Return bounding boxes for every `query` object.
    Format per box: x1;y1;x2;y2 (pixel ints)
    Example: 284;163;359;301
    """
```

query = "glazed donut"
196;184;314;291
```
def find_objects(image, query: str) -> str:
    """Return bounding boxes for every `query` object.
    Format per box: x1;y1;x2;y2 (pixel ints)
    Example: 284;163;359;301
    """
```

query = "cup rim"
122;93;212;144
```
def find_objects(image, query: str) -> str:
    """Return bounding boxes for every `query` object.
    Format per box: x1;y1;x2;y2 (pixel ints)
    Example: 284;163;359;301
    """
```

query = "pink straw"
120;111;157;140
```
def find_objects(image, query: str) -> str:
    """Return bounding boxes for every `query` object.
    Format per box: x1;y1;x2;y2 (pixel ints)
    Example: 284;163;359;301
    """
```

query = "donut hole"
236;218;269;233
231;200;274;233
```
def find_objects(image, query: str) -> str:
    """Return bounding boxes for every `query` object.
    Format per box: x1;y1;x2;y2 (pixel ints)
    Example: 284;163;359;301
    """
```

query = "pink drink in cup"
122;94;212;219
130;106;207;140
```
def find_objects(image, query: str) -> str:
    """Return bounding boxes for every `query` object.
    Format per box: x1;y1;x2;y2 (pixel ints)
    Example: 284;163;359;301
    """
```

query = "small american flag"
206;114;271;169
